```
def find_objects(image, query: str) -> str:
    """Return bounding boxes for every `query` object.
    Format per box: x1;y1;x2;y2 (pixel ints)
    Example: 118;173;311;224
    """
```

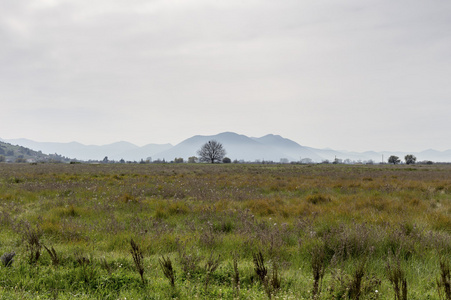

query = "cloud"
1;0;451;150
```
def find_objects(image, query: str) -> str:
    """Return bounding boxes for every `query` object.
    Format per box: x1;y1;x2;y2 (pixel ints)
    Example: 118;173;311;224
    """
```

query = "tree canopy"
388;155;401;165
405;154;416;165
197;140;226;163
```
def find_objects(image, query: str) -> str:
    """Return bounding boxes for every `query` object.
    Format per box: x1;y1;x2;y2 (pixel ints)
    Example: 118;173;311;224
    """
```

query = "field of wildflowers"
0;163;450;299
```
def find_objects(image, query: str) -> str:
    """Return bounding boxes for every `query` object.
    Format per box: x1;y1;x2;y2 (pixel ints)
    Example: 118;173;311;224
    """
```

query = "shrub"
1;251;15;267
306;194;331;205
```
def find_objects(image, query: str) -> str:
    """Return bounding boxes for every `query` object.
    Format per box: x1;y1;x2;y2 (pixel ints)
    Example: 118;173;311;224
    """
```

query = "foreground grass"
0;163;450;299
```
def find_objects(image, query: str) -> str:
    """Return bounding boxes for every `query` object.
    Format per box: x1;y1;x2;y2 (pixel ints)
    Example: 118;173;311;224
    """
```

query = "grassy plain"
0;163;450;299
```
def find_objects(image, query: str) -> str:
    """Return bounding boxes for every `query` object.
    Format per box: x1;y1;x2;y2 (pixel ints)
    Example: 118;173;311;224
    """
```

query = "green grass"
0;163;450;299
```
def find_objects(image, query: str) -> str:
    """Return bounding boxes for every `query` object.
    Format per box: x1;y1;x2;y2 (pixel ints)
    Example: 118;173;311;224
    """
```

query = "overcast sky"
1;0;451;151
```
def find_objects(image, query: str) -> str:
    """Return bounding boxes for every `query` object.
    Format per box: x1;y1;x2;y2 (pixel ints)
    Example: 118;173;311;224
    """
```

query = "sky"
1;0;451;152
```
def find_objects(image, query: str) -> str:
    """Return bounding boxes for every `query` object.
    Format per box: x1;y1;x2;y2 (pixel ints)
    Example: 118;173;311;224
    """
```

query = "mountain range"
2;132;451;163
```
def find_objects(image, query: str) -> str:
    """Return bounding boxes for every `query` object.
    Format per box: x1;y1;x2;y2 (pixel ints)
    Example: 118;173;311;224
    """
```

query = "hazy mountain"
252;134;323;162
112;143;173;161
0;140;68;162
153;132;292;162
3;133;451;163
2;138;172;161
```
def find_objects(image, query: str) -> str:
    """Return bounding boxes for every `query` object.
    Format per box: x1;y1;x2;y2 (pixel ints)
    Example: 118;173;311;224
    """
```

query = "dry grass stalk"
177;240;203;276
253;251;270;298
75;251;95;283
130;238;145;284
204;252;221;291
386;249;408;300
348;260;366;300
232;254;240;296
100;257;112;274
43;245;59;266
437;259;451;300
270;260;281;292
159;255;175;287
311;243;327;299
22;222;42;265
76;253;91;267
253;251;280;299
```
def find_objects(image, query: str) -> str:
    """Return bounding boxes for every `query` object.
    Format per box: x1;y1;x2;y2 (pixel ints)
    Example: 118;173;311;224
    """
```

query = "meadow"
0;162;450;299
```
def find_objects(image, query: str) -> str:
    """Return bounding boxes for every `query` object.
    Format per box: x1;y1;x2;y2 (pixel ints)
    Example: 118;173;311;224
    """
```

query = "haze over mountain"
2;132;451;163
0;138;172;161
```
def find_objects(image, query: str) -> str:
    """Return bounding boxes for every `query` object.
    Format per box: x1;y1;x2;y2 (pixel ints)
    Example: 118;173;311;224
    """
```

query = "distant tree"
102;156;109;163
301;158;313;164
404;154;416;165
0;155;5;163
333;158;342;164
174;158;184;163
6;150;14;156
222;157;231;163
197;140;226;163
280;158;289;164
188;156;198;163
0;148;5;155
388;155;400;165
15;157;27;163
119;159;125;163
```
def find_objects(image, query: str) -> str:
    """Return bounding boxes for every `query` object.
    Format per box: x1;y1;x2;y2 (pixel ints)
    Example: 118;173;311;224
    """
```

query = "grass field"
0;163;450;299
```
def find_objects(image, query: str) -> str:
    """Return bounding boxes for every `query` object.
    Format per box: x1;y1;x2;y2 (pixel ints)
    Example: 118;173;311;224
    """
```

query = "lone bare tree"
197;140;226;163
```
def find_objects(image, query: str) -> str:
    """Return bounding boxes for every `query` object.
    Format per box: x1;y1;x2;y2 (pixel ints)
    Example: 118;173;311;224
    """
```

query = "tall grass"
0;163;450;298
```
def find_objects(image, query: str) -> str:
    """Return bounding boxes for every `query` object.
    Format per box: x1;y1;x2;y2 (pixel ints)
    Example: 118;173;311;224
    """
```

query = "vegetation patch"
0;163;449;299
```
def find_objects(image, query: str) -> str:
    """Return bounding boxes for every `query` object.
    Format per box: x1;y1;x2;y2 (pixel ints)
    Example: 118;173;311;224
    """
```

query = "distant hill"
2;138;172;161
3;133;451;163
0;141;69;163
153;132;289;162
251;134;323;162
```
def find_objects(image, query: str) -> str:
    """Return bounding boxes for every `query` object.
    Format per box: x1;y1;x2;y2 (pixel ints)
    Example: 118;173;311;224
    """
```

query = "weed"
253;251;280;299
130;238;145;284
177;239;203;276
204;252;221;291
21;222;42;264
100;257;112;274
159;255;175;287
75;251;95;284
348;260;366;300
253;251;270;299
43;245;60;266
76;252;91;267
386;249;408;300
270;260;281;292
311;242;327;299
232;254;240;296
437;258;451;300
